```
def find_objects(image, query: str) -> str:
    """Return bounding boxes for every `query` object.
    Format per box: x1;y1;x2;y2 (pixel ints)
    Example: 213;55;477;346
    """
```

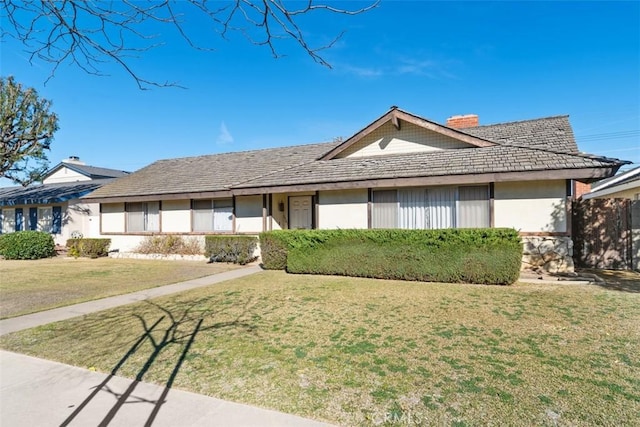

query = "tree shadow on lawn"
60;297;259;427
577;269;640;293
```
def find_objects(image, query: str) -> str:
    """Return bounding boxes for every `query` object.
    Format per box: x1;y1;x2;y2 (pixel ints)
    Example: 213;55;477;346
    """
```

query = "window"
0;208;16;234
372;190;397;228
192;199;233;232
457;186;490;228
126;202;160;232
372;185;489;229
38;207;53;232
2;207;60;234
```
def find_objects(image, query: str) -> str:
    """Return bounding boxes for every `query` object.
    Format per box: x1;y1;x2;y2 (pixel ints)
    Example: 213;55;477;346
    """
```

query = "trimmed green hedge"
0;231;56;260
259;229;522;285
66;238;111;258
205;235;258;265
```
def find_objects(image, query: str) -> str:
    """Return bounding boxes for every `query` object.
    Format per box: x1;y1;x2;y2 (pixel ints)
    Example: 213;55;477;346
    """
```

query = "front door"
289;196;313;229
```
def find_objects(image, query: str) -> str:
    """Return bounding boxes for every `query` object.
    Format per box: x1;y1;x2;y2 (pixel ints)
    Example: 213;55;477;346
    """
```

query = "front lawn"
0;257;240;319
1;271;638;425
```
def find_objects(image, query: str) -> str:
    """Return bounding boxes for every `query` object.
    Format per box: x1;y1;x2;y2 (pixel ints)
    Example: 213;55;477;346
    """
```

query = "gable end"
321;108;496;160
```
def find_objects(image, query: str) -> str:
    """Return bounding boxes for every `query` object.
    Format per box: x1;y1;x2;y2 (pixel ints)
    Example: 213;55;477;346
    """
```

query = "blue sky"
1;1;638;185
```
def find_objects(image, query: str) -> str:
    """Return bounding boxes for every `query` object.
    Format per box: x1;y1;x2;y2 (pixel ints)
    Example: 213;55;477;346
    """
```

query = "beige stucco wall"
318;189;368;229
338;121;470;159
494;180;567;232
62;200;100;245
161;200;191;233
101;203;125;233
43;167;90;184
235;195;263;233
100;235;147;252
270;194;288;230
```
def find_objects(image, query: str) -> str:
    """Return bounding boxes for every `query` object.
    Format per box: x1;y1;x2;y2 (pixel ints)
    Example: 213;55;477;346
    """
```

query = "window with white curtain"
372;185;489;229
425;187;456;229
192;199;233;232
398;188;427;229
38;207;53;233
1;208;15;233
126;202;160;232
372;190;397;228
458;186;490;228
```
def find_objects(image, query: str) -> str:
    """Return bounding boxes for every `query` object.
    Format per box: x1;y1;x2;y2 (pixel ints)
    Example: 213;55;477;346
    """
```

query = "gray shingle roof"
68;164;130;179
83;113;628;199
85;142;339;199
234;145;621;189
0;179;113;206
461;115;578;153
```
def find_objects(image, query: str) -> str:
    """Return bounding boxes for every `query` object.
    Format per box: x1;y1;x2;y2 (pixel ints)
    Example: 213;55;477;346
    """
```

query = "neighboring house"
0;157;129;245
83;107;628;271
582;166;640;200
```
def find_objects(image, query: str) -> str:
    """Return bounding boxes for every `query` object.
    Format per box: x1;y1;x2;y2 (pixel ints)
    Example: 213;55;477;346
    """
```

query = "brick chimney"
446;114;479;129
573;181;591;199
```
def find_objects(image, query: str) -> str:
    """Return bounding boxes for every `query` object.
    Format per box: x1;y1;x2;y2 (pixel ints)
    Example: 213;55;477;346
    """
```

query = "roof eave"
1;189;99;206
590;166;640;192
83;189;234;204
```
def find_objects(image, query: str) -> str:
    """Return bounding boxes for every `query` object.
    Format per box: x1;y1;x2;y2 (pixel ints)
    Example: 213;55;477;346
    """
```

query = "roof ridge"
155;141;337;164
464;115;570;129
76;164;129;172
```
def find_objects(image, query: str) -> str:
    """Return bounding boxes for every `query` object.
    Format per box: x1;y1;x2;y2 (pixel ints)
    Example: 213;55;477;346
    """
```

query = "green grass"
1;271;639;426
0;257;240;318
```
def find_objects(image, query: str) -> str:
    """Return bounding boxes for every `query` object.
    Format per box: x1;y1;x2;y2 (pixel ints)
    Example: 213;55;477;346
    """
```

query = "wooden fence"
572;199;639;270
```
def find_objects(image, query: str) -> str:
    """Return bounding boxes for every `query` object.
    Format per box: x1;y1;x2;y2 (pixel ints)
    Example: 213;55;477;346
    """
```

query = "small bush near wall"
260;229;522;285
0;231;56;260
259;232;289;270
134;235;203;255
205;236;258;265
66;238;111;258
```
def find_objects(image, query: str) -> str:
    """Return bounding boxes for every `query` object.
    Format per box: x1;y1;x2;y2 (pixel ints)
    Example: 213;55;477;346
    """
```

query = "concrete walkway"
0;350;332;426
0;265;332;426
0;265;263;336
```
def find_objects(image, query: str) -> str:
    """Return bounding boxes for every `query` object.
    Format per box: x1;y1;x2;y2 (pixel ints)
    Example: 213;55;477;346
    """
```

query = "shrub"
259;232;289;270
0;234;8;256
205;235;258;265
133;235;203;255
0;231;56;260
66;238;111;258
260;228;522;285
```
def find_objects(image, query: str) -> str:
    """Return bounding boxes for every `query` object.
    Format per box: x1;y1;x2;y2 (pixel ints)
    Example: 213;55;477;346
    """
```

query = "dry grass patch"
1;271;639;426
0;257;239;318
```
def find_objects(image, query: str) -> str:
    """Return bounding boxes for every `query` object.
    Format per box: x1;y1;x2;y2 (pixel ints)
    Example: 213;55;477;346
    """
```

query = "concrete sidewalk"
0;350;332;427
0;265;332;426
0;265;263;336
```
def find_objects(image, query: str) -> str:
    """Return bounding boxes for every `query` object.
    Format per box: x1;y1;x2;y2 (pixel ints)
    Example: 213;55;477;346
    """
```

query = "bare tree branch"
1;0;379;89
